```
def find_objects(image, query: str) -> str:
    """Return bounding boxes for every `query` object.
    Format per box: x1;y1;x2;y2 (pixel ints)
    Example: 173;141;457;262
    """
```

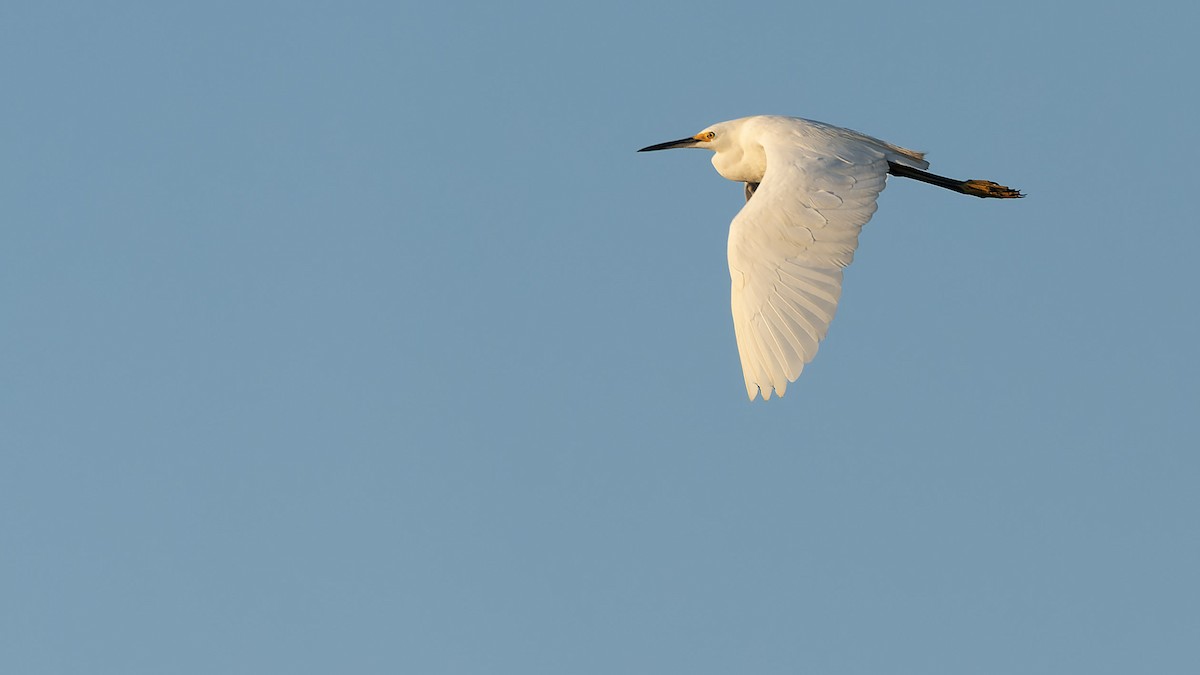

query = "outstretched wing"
728;137;896;400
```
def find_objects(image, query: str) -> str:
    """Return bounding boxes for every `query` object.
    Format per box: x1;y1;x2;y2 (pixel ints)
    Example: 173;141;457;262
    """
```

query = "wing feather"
728;130;899;400
765;295;819;366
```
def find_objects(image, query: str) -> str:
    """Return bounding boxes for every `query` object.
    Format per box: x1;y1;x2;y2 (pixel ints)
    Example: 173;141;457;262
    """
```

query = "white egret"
639;115;1022;401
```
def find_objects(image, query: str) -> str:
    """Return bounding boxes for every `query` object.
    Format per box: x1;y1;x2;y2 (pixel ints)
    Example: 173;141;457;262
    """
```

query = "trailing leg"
888;162;1023;199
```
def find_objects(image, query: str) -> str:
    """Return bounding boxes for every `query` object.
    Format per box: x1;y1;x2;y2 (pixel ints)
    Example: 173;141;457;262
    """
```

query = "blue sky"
3;2;1198;673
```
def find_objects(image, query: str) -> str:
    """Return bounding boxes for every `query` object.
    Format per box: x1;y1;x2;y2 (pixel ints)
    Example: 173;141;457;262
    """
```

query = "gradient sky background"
3;2;1199;673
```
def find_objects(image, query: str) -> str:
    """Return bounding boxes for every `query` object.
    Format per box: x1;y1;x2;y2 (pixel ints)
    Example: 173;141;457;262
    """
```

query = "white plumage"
639;115;1021;401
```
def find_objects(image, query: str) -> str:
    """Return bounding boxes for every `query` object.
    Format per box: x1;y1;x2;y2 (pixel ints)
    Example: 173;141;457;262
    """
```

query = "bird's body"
639;115;1022;401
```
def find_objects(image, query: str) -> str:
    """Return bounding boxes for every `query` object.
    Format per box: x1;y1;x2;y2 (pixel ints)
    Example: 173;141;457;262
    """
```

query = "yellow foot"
962;179;1024;199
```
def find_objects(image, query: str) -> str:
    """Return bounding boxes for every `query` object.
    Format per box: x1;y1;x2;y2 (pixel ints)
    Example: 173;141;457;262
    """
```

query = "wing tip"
745;379;788;402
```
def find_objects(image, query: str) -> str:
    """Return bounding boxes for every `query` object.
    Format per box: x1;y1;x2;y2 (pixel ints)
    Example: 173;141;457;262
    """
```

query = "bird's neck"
711;144;766;184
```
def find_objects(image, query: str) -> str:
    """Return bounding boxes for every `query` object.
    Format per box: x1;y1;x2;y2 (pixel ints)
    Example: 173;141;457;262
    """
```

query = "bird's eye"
706;131;717;140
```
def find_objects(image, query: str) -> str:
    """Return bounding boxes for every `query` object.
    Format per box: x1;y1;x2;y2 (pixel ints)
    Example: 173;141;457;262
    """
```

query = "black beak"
637;136;699;152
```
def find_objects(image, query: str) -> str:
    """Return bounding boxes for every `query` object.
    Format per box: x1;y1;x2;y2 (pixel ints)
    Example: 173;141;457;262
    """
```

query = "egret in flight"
639;115;1022;401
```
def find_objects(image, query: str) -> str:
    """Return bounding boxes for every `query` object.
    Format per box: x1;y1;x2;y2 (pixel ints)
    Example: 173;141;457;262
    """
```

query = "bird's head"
638;120;759;183
637;123;729;154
